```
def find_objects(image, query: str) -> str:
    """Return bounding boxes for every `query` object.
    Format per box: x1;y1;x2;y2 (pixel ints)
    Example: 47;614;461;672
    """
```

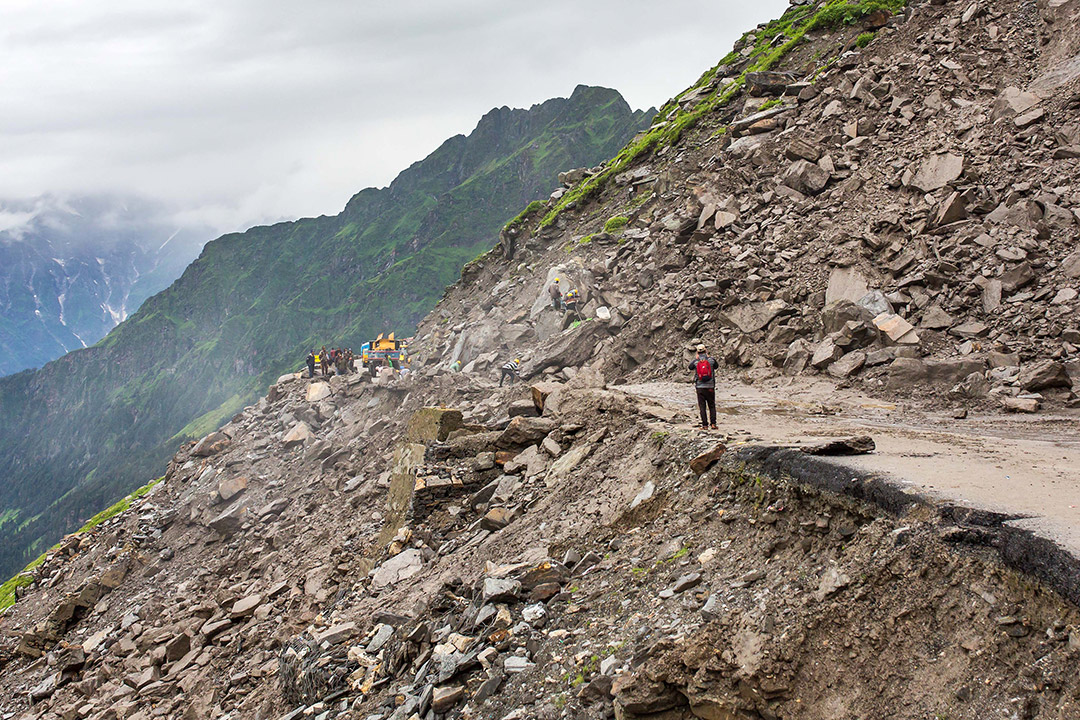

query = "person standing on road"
690;344;718;430
500;358;520;387
306;351;316;379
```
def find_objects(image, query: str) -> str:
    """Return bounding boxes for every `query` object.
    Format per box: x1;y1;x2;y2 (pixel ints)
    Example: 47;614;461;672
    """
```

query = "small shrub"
503;200;545;233
603;216;629;233
855;31;876;47
759;97;783;111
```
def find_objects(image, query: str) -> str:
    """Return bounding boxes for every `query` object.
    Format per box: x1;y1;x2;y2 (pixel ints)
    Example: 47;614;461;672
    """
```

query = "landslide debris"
2;367;1079;720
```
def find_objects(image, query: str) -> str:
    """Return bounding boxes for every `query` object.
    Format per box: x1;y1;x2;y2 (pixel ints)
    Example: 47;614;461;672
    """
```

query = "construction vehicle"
360;333;409;374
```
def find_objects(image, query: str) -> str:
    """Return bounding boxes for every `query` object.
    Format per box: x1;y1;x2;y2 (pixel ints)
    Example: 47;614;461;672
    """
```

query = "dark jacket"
690;355;718;390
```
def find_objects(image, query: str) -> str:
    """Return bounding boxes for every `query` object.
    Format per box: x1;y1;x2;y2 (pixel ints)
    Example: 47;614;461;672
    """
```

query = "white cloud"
0;0;788;234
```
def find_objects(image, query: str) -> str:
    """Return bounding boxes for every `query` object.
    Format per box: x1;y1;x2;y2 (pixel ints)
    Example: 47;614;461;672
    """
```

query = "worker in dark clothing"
548;278;563;312
690;344;718;430
306;351;316;379
500;358;520;387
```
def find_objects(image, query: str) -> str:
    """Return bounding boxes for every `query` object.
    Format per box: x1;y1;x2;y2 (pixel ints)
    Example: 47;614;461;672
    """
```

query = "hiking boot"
710;424;718;430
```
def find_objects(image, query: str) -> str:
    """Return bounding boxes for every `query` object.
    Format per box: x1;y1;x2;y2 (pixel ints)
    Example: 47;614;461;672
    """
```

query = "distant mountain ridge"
0;85;654;577
0;196;211;376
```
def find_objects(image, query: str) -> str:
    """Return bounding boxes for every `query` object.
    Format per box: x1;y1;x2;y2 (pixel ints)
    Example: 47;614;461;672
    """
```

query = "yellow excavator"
360;333;409;374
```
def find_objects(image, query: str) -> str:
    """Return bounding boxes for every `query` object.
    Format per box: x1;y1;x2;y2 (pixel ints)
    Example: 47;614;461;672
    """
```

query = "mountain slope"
0;196;211;376
0;86;653;577
4;2;1080;719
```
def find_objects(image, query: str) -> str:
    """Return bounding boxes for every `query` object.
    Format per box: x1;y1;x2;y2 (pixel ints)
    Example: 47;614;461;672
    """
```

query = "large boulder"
745;71;797;96
372;549;423;589
192;432;230;457
497;417;557;449
519;321;608;379
991;87;1041;121
208;504;247;537
282;422;314;449
719;299;794;334
887;358;986;390
780;160;831;195
306;382;332;403
406;407;464;443
530;381;565;414
821;299;875;335
215;476;247;504
1061;248;1080;279
909;153;964;192
1000;262;1035;293
1019;360;1073;391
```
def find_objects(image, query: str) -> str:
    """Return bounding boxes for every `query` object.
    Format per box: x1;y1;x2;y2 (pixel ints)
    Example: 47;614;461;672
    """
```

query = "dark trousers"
696;388;716;427
307;363;315;378
500;368;515;387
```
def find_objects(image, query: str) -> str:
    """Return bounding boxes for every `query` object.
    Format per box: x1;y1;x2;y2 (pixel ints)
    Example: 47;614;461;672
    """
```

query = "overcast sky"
0;0;787;234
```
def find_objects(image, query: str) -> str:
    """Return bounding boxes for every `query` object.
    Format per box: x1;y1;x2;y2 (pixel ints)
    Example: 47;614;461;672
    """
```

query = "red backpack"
696;358;713;382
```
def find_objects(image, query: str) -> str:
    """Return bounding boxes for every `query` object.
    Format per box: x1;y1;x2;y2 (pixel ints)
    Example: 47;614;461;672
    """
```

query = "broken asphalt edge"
725;445;1080;608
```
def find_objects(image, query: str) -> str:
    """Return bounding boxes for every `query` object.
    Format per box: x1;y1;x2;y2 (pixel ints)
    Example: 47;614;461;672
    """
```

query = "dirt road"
622;377;1080;556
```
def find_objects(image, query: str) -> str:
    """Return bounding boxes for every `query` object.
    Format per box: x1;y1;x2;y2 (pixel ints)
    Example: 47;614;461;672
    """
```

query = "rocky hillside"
0;195;210;376
0;317;1077;719
0;86;653;579
2;0;1080;718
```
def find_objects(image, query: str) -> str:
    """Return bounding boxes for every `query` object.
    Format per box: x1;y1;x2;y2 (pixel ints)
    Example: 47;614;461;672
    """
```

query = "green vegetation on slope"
0;86;653;578
539;0;906;228
0;476;162;612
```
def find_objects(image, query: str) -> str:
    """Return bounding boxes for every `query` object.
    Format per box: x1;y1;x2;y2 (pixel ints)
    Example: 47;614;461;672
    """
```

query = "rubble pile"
418;0;1079;414
2;368;1079;719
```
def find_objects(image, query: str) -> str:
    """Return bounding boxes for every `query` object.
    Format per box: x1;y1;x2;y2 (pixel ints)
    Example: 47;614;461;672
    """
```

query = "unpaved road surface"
623;377;1080;556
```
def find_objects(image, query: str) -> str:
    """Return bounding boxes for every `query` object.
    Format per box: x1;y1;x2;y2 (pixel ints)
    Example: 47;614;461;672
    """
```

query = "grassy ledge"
0;476;163;613
534;0;906;229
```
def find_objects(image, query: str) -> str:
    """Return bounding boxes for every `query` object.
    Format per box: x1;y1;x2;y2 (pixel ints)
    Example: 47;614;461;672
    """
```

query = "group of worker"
306;346;356;379
546;278;581;316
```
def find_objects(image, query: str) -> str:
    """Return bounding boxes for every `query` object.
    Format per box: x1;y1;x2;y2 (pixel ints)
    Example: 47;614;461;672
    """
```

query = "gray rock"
920;305;954;330
282;422;314;449
192;431;231;457
745;71;797;96
216;475;247;504
367;623;395;653
1020;361;1073;391
1061;249;1080;279
1003;397;1040;413
372;549;424;589
811;337;844;369
719;299;794;334
208;504;247;537
672;573;702;593
629;481;655;510
522;603;547;627
503;655;536;676
482;578;522;604
1000;262;1035;293
781;159;831;195
909;152;964;192
315;621;357;646
828;351;867;378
